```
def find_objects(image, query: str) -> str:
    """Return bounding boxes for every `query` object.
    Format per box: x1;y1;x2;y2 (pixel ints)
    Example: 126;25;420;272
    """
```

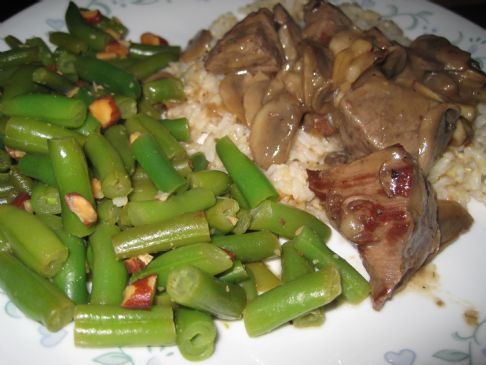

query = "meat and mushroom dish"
190;0;484;308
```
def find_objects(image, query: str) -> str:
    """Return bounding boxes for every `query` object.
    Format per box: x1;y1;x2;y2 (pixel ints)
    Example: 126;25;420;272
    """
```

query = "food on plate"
0;0;484;362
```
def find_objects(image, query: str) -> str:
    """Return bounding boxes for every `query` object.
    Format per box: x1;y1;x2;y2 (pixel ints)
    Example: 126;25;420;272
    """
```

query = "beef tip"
307;145;440;309
302;0;353;46
338;73;460;173
205;8;283;75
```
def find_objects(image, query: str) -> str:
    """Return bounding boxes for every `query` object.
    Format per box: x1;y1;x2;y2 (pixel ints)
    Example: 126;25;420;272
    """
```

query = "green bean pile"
0;2;370;361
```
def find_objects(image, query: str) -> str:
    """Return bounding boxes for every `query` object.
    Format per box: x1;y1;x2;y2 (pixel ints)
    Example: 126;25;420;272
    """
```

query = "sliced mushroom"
436;199;473;249
249;92;303;169
274;3;303;64
181;29;213;64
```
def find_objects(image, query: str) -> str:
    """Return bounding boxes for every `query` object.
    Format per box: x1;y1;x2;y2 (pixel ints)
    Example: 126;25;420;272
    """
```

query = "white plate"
0;1;485;364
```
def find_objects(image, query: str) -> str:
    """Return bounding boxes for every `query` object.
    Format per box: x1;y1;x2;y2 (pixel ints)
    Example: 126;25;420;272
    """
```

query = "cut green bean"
126;188;215;226
4;35;22;49
175;307;217;361
216;136;278;208
0;204;67;278
189;170;230;196
74;304;175;347
49;31;88;54
17;153;57;186
130;132;187;194
0;149;11;172
0;47;40;68
113;95;137;119
128;166;158;202
9;166;33;195
84;133;132;199
89;223;128;305
73;114;100;136
104;124;135;175
189;152;209;172
0;252;74;332
206;197;240;233
32;67;76;94
250;200;331;240
131;242;233;289
25;37;53;66
30;183;61;215
243;266;341;337
218;260;249;283
212;230;280;263
65;1;113;51
2;65;40;99
5;116;86;154
97;199;121;225
112;211;210;259
293;226;370;304
48;137;96;237
245;261;280;294
167;265;247;320
143;77;185;104
128;51;179;80
231;209;251;234
161;117;190;142
129;43;181;58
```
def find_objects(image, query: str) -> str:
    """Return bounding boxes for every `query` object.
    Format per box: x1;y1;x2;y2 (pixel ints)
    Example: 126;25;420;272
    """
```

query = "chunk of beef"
307;145;440;309
338;73;460;172
205;8;283;75
302;0;353;46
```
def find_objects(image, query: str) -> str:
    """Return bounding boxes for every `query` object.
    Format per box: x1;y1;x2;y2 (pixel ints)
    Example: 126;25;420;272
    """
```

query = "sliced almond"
11;193;32;212
91;178;104;200
80;9;102;24
140;32;168;46
124;254;154;274
65;193;98;226
121;274;157;309
89;95;121;128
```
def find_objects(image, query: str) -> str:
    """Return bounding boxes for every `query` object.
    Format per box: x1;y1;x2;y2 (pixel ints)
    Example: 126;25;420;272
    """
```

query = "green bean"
9;166;33;195
112;211;210;259
0;47;40;68
128;166;158;202
293;226;370;304
5;116;86;154
65;1;113;52
0;93;87;128
228;183;250;209
189;152;209;172
73;114;100;136
212;230;280;263
1;65;39;100
104;124;135;175
74;304;175;347
131;242;233;290
243;266;341;337
143;77;185;104
75;55;141;98
96;15;128;40
32;67;76;94
126;188;216;226
0;179;15;202
89;223;128;305
4;35;22;49
48;137;96;237
97;199;121;225
25;37;54;66
240;271;258;302
129;43;181;58
172;157;192;177
175;307;217;361
250;200;331;240
130;133;186;194
216;136;278;208
245;262;280;294
17;153;57;186
0;252;74;332
161;117;190;142
84;133;132;199
218;260;249;283
49;31;88;54
0;229;11;253
167;265;247;320
281;240;325;328
53;49;78;82
206;197;240;233
0;204;68;277
135;114;187;160
30;183;61;215
0;67;18;87
231;209;251;234
113;95;137;119
128;51;179;80
39;214;89;305
189;170;230;196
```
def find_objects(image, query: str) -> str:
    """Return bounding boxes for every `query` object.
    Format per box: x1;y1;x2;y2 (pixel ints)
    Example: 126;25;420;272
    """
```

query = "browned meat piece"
205;8;283;75
338;73;460;172
307;145;440;309
436;200;473;249
302;0;353;46
181;29;213;64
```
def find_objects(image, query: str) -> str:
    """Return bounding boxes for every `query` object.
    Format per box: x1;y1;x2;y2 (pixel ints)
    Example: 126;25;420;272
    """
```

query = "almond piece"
80;9;102;24
65;193;98;226
140;32;168;46
11;193;32;212
124;254;154;274
121;274;157;309
89;95;121;128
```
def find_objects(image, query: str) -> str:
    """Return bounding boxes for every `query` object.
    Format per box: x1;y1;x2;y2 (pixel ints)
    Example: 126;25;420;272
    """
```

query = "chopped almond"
124;254;154;274
140;32;168;46
122;274;157;309
5;146;26;159
65;193;98;226
11;193;32;212
129;131;141;144
89;95;121;128
97;41;129;60
81;9;102;24
91;178;104;200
